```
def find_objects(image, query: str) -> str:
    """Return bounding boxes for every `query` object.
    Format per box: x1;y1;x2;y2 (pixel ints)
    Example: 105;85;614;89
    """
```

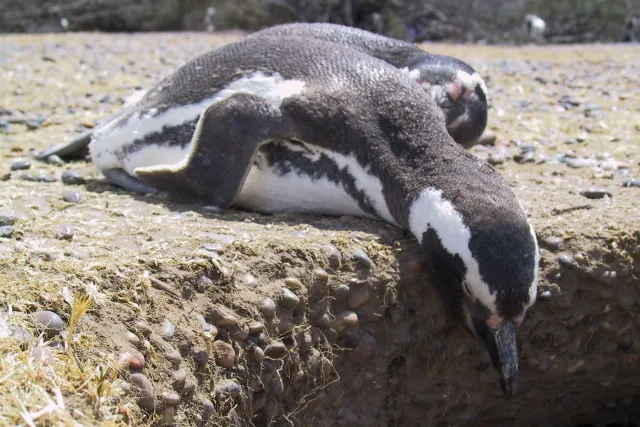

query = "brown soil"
0;33;639;427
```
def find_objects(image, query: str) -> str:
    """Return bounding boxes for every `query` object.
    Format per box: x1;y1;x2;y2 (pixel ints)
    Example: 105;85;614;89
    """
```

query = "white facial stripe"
408;187;496;312
90;71;307;172
455;70;489;102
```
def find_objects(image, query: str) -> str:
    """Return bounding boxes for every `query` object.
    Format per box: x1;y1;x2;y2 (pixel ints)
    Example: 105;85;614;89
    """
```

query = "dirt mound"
1;33;639;426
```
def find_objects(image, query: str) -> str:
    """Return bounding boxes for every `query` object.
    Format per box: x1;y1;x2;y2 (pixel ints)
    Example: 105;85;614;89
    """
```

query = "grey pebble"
353;248;372;268
541;236;564;251
162;392;180;406
580;188;612;199
623;179;640;188
279;288;300;309
540;290;552;300
260;298;276;318
25;120;42;130
130;373;155;411
216;381;241;398
165;349;182;367
566;157;593;168
268;377;284;396
20;172;38;182
194;274;213;293
161;319;175;339
13;326;33;345
55;224;74;240
334;284;350;300
253;346;265;363
33;310;64;337
488;152;506;165
477;131;497;145
193;350;209;368
265;341;287;359
60;169;86;185
62;190;82;203
135;321;153;337
202;399;214;422
0;214;16;226
47;154;65;166
172;370;187;392
558;253;574;267
201;242;225;253
0;226;14;238
37;173;56;183
11;159;31;171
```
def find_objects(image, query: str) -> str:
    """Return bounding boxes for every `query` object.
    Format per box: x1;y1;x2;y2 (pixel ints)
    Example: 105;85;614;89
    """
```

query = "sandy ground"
0;32;639;427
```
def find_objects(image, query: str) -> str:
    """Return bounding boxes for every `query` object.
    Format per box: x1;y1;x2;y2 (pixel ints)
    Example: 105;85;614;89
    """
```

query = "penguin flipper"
134;93;292;207
102;168;165;196
35;132;92;162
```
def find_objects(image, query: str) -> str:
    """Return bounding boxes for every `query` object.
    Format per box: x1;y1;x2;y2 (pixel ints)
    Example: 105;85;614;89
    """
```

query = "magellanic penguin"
39;36;539;396
250;22;489;149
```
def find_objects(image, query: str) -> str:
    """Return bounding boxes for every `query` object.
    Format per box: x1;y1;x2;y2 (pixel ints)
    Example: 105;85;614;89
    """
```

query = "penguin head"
410;186;538;397
407;55;489;149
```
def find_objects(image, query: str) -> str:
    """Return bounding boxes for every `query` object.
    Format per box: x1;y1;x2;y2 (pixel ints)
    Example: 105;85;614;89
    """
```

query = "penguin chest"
233;141;397;225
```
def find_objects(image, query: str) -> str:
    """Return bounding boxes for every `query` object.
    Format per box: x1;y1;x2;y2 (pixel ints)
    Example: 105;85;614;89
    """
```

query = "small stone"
1;173;10;181
541;236;564;251
130;373;155;411
194;274;213;293
478;131;497;145
202;242;225;253
55;224;74;240
268;377;284;396
11;159;31;171
279;288;300;309
231;324;250;341
37;173;56;183
348;287;371;309
334;284;350;300
314;268;329;281
353;248;372;268
580;188;612;199
161;319;175;339
617;338;633;352
0;226;14;238
193;350;209;369
172;370;186;392
134;321;153;337
248;322;264;334
488;151;506;165
334;310;358;331
183;379;196;396
284;277;303;289
20;172;38;182
253;346;265;363
565;158;593;168
314;312;332;328
47;154;64;166
165;349;182;367
623;179;640;188
260;298;276;318
125;331;140;345
265;341;287;359
33;311;64;337
216;381;241;398
252;391;267;413
212;340;235;369
129;351;145;370
202;399;214;422
566;360;586;375
60;169;86;185
0;214;16;226
162;392;180;406
13;326;33;345
242;273;258;287
62;190;82;203
540;290;552;301
558;253;574;267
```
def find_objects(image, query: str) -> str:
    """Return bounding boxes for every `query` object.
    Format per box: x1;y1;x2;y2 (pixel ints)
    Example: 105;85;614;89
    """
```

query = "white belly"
234;163;375;219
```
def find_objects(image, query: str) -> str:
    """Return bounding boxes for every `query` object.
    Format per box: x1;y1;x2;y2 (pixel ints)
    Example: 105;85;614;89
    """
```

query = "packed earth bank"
1;33;640;427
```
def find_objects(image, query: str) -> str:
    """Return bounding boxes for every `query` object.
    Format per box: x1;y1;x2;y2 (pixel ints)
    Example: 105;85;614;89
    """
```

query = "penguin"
249;22;489;149
38;35;538;396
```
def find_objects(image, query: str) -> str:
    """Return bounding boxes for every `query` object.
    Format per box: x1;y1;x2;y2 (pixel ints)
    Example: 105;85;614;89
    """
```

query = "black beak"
475;320;518;397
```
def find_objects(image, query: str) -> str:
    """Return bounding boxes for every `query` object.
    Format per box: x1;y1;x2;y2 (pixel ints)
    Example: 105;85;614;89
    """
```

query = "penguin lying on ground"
37;35;538;396
35;23;489;163
250;22;489;149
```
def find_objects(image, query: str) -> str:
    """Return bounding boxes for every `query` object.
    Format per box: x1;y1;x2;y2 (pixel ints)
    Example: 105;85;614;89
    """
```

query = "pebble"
269;377;284;396
0;226;14;238
314;312;332;328
216;381;241;398
194;274;213;293
335;284;350;300
580;188;612;199
314;268;329;281
20;172;38;182
232;324;250;341
60;169;86;185
202;399;214;423
134;321;153;337
334;310;358;330
478;131;497;145
55;224;74;240
162;392;180;406
201;242;225;253
13;326;33;345
161;406;175;424
253;346;265;363
260;298;276;318
33;310;64;337
161;319;175;339
62;190;82;203
130;373;155;411
353;249;372;268
566;360;586;375
165;349;182;367
1;173;10;181
37;173;56;183
565;157;592;168
265;341;287;359
183;379;196;396
47;154;64;165
193;350;209;369
11;159;31;171
488;151;506;165
129;351;145;370
279;288;300;309
252;391;267;413
172;370;186;392
248;322;264;334
0;214;16;226
210;309;238;327
348;287;371;309
541;236;564;251
540;290;552;301
212;340;235;369
284;277;303;289
558;253;574;267
623;179;640;188
617;338;633;352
